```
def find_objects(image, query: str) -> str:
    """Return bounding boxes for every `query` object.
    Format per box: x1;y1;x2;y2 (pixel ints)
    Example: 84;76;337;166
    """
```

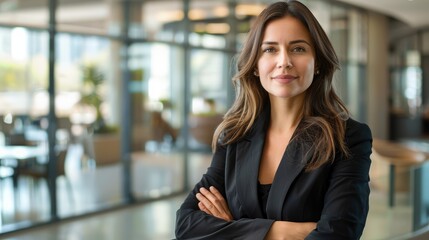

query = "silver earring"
315;70;320;75
253;70;259;77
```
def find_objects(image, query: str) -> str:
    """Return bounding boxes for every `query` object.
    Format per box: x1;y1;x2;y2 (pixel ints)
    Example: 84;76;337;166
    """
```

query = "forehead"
262;16;311;42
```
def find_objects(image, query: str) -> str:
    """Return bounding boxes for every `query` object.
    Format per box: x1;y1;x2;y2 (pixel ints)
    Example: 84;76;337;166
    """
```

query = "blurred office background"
0;0;428;239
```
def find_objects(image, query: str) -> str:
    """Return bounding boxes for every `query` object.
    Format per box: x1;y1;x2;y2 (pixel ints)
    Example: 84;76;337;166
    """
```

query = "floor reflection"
0;144;213;233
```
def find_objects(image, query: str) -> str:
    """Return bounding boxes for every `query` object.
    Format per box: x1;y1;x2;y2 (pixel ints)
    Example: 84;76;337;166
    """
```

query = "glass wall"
0;25;50;227
389;28;424;140
128;43;185;198
1;0;424;238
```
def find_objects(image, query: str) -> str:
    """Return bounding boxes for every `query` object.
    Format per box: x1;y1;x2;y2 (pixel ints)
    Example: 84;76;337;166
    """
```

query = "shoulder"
344;118;373;151
345;118;372;137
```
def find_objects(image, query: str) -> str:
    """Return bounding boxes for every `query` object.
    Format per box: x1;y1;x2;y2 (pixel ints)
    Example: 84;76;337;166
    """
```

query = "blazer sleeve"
306;120;372;240
175;143;274;240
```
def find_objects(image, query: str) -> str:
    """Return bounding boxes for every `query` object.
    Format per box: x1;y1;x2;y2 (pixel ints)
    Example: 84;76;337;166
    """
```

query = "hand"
196;186;233;222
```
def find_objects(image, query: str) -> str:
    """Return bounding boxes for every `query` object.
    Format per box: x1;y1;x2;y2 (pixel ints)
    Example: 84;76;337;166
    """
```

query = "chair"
7;132;37;146
14;148;74;205
17;149;69;187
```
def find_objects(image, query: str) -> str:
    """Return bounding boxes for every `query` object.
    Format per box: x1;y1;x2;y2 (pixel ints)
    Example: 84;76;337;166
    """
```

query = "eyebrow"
261;39;312;46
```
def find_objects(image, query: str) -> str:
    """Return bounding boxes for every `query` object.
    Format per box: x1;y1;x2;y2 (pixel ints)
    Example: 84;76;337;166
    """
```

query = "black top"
257;181;272;218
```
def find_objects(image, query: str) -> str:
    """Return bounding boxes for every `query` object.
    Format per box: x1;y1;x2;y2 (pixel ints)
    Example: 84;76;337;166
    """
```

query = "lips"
272;74;298;83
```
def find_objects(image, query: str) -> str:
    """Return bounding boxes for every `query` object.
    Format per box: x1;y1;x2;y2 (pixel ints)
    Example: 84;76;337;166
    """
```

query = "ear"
314;62;319;75
253;69;259;77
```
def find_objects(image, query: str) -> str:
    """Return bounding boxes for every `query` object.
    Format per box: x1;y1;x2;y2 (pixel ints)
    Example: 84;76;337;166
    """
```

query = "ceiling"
336;0;429;28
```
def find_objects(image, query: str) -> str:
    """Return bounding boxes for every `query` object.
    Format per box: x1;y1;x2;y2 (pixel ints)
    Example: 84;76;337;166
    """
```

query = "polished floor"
0;195;184;240
0;190;416;240
0;145;425;240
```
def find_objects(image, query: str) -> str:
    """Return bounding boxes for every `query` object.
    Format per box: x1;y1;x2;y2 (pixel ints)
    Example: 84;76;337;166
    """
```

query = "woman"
175;1;372;239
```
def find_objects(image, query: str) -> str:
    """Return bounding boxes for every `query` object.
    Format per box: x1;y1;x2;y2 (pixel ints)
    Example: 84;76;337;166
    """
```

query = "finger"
208;186;233;220
201;187;233;221
198;202;211;215
199;188;223;215
209;186;230;212
196;192;218;216
199;188;222;216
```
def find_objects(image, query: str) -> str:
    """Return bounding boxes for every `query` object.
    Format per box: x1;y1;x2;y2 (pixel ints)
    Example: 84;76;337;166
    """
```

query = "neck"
268;96;304;133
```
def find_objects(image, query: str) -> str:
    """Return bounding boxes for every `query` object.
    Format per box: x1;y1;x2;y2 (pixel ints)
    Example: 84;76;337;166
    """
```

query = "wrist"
265;221;316;240
265;221;287;240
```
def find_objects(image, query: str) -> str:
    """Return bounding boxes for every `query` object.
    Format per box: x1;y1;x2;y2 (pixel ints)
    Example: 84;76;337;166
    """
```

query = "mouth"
272;74;298;83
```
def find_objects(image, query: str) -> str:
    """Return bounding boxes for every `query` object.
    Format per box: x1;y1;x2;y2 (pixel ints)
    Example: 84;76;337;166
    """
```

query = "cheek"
257;58;273;75
303;60;315;77
305;57;315;70
299;60;315;88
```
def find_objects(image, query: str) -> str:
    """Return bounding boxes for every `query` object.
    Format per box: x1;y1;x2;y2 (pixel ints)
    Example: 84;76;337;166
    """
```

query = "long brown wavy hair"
212;0;349;170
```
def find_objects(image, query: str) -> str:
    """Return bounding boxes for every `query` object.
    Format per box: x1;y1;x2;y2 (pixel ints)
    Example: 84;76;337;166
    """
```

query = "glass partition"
330;6;369;121
54;33;125;217
128;43;185;198
189;49;229;151
0;28;50;230
389;32;423;140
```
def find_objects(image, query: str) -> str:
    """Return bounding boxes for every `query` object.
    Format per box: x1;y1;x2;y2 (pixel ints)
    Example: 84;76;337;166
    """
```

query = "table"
372;139;426;205
0;145;47;160
373;138;429;231
399;139;429;231
0;145;48;184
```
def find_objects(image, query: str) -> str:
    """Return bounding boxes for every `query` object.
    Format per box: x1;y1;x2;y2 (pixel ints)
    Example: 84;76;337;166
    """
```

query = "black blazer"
176;113;372;240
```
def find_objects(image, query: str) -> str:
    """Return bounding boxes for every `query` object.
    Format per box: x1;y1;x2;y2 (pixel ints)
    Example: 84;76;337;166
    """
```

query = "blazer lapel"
236;112;268;218
265;129;309;220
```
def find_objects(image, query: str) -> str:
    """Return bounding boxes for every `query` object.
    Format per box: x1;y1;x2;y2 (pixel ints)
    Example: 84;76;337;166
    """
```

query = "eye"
262;47;276;53
291;46;306;53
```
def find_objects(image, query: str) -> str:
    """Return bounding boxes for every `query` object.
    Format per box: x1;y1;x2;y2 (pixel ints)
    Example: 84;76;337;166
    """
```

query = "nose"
277;51;292;69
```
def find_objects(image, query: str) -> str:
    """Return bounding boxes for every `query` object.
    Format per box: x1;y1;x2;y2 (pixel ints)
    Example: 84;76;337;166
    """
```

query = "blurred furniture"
16;148;73;204
0;144;48;187
132;111;178;151
17;149;68;184
7;132;37;146
80;132;121;166
189;113;223;146
0;145;46;160
92;133;121;166
372;138;426;207
0;114;16;140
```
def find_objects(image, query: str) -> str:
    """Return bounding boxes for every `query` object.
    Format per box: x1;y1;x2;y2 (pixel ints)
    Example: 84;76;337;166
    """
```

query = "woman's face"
256;16;315;101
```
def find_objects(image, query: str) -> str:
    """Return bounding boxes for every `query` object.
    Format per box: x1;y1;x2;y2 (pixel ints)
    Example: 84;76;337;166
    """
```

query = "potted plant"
79;65;120;166
79;65;117;134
